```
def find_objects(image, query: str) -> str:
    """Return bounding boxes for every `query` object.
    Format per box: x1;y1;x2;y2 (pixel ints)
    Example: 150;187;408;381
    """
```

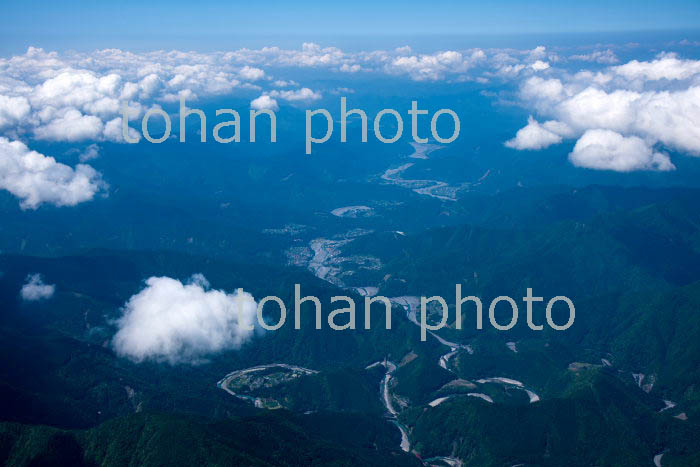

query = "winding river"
367;360;411;452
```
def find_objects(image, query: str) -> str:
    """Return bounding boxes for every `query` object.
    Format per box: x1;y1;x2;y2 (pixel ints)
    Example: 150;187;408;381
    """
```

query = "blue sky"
2;0;700;52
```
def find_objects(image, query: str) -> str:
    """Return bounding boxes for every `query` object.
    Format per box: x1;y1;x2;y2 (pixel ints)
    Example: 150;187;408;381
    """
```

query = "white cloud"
33;108;104;141
529;82;700;155
3;45;697;153
505;116;568;150
112;275;258;365
20;273;55;301
569;129;675;172
0;95;31;129
386;50;473;81
570;49;619;64
0;46;363;142
520;76;565;103
238;66;265;81
528;46;548;61
103;117;140;142
268;87;321;102
31;71;121;111
0;48;246;142
0;44;559;144
272;79;297;88
0;137;104;209
612;54;700;81
340;63;361;73
530;60;550;71
484;46;560;80
250;95;279;111
78;143;100;162
508;54;700;171
492;63;525;78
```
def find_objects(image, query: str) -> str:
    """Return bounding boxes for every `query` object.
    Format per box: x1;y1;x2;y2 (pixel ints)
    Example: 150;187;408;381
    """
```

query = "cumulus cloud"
486;46;558;79
0;48;245;143
112;274;258;365
268;87;321;102
20;274;55;301
3;44;696;155
507;53;700;170
520;76;565;102
0;45;390;142
31;71;121;112
0;43;569;144
78;143;100;162
569;129;675;172
612;54;700;81
570;49;619;64
528;46;548;61
340;63;361;73
505;116;570;150
238;66;265;81
385;50;484;81
0;95;31;129
0;137;104;209
530;60;550;71
272;79;297;88
33;108;104;141
250;95;279;111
